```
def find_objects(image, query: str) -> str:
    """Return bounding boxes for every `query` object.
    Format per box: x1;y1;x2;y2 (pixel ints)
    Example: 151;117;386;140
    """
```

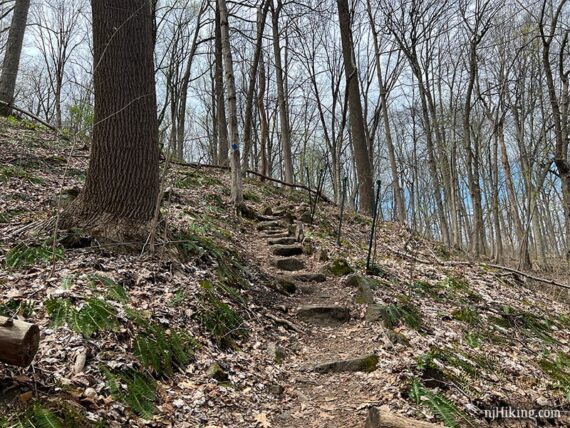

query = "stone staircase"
251;203;442;427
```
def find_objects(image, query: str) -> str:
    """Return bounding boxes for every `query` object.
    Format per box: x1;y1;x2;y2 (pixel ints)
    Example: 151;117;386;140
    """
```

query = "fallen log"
0;316;40;367
365;407;442;428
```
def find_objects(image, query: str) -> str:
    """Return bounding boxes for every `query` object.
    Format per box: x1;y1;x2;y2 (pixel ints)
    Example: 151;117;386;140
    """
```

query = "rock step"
290;273;326;283
296;305;350;325
273;257;305;272
313;354;379;374
257;220;286;231
267;237;297;246
271;244;303;257
262;232;290;239
257;214;284;222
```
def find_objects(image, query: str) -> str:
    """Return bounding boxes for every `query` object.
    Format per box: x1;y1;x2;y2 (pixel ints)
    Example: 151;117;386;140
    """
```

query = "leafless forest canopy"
1;0;569;270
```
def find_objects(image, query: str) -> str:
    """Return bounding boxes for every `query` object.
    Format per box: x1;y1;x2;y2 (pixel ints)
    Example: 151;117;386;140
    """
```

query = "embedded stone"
297;305;350;325
313;354;379;374
268;237;297;246
323;258;354;276
290;273;326;283
273;258;305;271
271;244;303;257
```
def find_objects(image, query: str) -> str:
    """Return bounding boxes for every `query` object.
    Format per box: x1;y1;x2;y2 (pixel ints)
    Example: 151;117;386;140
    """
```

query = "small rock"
315;248;329;261
267;342;286;364
297;305;350;325
276;277;297;294
84;387;97;398
273;258;305;271
322;258;354;276
300;211;313;223
271;244;304;257
355;282;375;304
269;383;285;396
207;363;229;382
313;354;379;374
302;241;314;255
365;304;383;323
294;223;305;242
536;396;549;406
386;330;410;347
262;206;273;216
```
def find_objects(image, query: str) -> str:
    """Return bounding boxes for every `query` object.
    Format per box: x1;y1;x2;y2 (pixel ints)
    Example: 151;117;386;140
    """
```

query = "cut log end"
365;407;443;428
0;316;40;367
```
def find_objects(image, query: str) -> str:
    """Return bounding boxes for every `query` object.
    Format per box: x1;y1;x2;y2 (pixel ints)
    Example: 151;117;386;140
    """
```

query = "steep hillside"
1;117;570;427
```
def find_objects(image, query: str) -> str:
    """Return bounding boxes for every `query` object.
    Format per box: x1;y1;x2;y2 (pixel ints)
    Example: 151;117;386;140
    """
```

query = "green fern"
380;299;422;330
102;368;157;419
198;289;247;347
45;297;118;338
133;322;198;377
409;378;473;427
539;353;570;399
88;274;129;303
4;243;64;269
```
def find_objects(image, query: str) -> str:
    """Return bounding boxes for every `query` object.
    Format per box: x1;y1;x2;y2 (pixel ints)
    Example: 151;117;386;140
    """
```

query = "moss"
207;362;229;382
175;170;222;188
387;330;410;347
324;258;354;276
0;165;44;184
361;354;380;372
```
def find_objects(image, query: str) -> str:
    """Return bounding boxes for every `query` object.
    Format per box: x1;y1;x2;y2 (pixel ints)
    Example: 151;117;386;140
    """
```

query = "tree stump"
365;407;443;428
0;316;40;367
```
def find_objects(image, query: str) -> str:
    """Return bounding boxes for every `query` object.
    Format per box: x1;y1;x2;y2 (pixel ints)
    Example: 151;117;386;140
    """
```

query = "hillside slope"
1;117;570;427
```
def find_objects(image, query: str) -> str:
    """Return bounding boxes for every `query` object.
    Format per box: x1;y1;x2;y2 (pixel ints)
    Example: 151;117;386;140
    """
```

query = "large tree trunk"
337;0;374;215
218;0;243;206
271;0;294;184
0;0;31;116
62;0;159;242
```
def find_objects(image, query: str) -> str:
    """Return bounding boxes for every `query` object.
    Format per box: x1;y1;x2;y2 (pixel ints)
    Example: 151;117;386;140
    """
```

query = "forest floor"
1;117;570;427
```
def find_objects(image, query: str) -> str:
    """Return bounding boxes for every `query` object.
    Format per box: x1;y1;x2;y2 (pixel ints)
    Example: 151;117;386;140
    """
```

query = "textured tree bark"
0;0;31;116
337;0;374;215
0;316;40;367
218;0;243;205
257;52;269;179
271;1;294;184
61;0;159;243
241;1;269;170
215;2;229;167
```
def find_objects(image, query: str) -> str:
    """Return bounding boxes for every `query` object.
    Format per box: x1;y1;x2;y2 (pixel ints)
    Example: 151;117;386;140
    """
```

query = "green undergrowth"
4;242;64;270
175;169;222;188
0;298;34;318
0;165;44;184
0;401;104;428
409;275;482;304
198;281;247;348
416;346;497;397
380;297;422;330
102;367;156;419
408;378;474;427
539;353;570;399
488;305;559;344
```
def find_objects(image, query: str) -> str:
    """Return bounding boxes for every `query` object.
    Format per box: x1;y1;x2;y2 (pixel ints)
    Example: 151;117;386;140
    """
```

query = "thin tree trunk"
215;2;229;167
218;0;243;205
0;0;31;116
271;0;294;184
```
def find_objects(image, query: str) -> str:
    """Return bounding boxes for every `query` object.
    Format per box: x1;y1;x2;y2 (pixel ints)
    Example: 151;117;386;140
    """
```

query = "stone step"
290;273;327;283
296;305;350;326
267;237;297;246
271;244;303;257
257;220;286;231
313;354;379;374
262;232;290;239
273;257;305;271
